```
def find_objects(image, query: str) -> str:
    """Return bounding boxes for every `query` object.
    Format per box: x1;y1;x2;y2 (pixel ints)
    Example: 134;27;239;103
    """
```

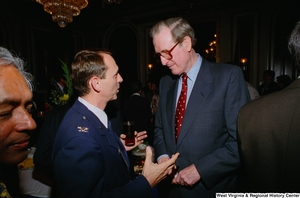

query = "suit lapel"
177;60;213;146
166;77;179;145
107;121;130;170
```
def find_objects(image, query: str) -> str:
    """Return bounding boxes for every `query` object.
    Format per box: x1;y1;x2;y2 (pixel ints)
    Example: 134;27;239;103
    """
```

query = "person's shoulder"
57;110;80;129
204;63;243;81
140;95;151;104
204;60;242;73
58;103;89;127
220;62;242;72
278;79;300;97
55;110;94;144
123;94;139;103
240;89;283;111
287;78;300;89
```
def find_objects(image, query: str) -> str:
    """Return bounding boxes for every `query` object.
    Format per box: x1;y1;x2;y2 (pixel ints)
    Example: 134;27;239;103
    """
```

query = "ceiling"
5;0;180;28
4;0;239;30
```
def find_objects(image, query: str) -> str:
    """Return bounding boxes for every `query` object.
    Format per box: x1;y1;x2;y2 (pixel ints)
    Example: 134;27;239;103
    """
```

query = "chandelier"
36;0;89;28
103;0;122;4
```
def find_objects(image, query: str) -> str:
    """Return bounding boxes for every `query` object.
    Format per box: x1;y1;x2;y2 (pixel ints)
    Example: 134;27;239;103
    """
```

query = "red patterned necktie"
175;73;188;142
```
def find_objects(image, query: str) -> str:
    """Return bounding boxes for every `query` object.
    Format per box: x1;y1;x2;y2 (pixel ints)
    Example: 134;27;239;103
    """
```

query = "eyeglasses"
154;42;179;61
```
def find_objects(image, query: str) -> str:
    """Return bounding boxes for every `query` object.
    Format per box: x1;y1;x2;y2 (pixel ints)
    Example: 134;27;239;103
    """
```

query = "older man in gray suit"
237;20;300;192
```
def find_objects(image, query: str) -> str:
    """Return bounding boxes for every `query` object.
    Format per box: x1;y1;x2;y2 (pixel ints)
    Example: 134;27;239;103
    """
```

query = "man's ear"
90;76;101;92
183;36;192;52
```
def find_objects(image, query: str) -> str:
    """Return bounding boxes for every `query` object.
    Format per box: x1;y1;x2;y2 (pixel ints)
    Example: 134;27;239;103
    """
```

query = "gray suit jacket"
237;79;300;192
154;59;249;197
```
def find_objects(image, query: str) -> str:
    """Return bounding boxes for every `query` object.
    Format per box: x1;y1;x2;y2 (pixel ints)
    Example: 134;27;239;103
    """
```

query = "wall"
1;0;300;92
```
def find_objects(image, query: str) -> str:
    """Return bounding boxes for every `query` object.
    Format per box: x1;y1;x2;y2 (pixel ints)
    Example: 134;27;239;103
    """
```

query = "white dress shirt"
78;97;108;128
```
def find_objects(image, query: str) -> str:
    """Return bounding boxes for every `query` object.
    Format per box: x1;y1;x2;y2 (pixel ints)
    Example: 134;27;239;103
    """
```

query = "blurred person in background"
258;69;279;96
276;74;292;90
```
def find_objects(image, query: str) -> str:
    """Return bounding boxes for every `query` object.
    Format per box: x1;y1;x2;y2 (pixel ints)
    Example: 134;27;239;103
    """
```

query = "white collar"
78;97;108;128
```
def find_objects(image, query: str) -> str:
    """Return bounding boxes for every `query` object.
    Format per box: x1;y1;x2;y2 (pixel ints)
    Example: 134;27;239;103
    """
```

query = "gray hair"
288;21;300;72
0;47;34;91
149;17;197;46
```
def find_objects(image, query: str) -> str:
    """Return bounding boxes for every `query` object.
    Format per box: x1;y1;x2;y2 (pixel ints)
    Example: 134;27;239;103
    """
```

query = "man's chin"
1;152;28;165
170;69;181;76
110;96;117;101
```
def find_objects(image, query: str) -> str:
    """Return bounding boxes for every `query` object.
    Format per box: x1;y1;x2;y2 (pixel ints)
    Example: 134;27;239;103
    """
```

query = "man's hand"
157;156;170;164
120;131;147;151
171;164;201;186
142;146;179;187
157;156;174;175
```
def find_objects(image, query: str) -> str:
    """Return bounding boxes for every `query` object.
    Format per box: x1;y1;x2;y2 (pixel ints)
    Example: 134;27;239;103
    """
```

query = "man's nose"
17;110;37;132
160;56;168;66
118;74;123;83
27;115;37;131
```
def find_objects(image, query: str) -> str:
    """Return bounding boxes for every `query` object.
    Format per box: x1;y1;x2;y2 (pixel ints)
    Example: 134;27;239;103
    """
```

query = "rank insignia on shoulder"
77;126;89;132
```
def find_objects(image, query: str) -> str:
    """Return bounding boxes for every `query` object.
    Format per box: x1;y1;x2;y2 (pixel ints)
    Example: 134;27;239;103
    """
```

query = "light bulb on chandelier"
104;0;122;4
36;0;88;28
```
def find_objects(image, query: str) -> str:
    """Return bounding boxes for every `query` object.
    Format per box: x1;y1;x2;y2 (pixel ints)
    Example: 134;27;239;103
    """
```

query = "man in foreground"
237;20;300;192
0;47;37;197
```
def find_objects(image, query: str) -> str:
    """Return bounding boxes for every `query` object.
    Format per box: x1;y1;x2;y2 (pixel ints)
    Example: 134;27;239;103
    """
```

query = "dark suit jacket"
52;99;152;197
237;79;300;192
154;59;249;197
34;103;71;180
122;94;152;132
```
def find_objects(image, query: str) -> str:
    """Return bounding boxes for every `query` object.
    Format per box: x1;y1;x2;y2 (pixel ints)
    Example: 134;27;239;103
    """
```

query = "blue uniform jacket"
52;99;152;197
